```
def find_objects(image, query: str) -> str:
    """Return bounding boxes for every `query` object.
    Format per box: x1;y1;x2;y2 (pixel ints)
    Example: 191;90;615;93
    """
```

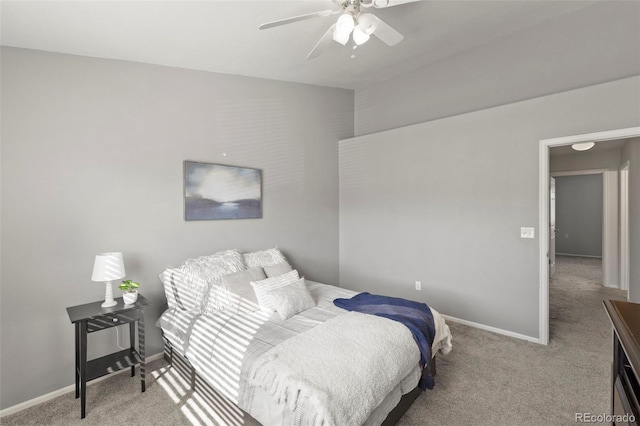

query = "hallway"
549;254;626;342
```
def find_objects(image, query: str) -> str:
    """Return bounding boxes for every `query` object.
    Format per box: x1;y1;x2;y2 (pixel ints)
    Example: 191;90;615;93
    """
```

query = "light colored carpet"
400;255;624;426
2;255;626;426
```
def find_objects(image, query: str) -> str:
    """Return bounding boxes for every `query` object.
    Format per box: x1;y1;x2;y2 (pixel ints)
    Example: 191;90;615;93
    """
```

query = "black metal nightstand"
66;295;149;419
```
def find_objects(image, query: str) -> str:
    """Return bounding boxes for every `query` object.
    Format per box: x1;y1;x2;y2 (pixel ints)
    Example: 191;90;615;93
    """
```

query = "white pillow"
182;249;247;312
266;278;315;320
263;262;293;278
221;266;266;305
243;248;288;268
250;269;300;312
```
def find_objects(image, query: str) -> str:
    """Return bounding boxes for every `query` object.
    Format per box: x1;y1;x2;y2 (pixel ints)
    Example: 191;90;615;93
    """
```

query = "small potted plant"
119;279;140;305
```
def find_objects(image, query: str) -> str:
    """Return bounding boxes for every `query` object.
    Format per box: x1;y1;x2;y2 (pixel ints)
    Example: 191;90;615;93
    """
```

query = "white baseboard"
441;314;542;345
0;352;164;418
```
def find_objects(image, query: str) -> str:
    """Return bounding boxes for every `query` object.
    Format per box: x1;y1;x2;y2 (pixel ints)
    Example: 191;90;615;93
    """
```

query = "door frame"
538;126;640;345
549;176;556;277
620;161;630;295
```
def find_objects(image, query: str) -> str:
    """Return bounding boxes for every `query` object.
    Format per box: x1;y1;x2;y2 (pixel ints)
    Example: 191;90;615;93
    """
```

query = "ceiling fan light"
373;0;389;6
333;29;350;45
353;25;370;45
571;142;596;151
357;13;377;35
333;13;355;45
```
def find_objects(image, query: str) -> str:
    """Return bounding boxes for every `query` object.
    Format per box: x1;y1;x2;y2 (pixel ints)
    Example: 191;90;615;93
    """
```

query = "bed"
157;248;452;426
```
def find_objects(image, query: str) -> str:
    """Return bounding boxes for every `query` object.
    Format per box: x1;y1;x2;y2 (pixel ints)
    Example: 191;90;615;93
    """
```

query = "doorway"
538;126;640;345
550;170;607;283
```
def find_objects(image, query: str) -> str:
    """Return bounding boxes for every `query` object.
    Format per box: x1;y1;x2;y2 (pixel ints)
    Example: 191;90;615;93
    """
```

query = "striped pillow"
250;269;300;312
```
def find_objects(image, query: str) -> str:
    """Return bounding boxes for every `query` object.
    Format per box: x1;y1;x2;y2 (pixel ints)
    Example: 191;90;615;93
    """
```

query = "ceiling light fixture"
336;11;376;47
259;0;410;60
357;13;377;35
571;142;595;151
333;13;355;45
353;25;370;45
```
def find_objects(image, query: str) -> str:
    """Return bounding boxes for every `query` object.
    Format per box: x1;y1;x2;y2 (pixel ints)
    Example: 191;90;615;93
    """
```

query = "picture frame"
183;161;262;221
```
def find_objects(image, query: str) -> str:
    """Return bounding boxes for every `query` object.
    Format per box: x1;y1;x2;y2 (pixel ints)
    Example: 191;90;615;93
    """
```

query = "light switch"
521;227;535;239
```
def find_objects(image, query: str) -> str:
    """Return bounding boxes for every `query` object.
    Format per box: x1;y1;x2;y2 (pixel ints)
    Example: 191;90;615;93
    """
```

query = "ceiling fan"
259;0;420;59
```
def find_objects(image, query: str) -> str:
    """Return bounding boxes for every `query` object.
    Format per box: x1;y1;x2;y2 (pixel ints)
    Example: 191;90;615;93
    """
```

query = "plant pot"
123;290;138;305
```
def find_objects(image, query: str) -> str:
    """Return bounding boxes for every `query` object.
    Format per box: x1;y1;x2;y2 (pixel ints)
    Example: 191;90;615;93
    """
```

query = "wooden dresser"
604;300;640;425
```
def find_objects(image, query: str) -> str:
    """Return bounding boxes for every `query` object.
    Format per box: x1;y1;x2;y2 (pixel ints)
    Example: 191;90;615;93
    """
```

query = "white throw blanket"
247;311;420;426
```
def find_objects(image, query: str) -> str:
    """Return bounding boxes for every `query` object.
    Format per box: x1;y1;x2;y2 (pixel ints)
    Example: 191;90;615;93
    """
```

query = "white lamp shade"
91;252;126;282
353;25;370;45
333;13;355;45
357;13;377;35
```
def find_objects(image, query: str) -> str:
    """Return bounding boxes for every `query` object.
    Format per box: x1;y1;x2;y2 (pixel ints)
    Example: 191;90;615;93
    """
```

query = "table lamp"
91;252;126;307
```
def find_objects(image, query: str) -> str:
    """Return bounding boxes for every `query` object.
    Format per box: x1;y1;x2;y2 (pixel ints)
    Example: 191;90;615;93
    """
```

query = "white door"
550;177;557;277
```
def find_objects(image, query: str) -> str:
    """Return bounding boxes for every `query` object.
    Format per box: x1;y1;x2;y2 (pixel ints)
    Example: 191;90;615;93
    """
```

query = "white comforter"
160;282;452;425
248;311;420;426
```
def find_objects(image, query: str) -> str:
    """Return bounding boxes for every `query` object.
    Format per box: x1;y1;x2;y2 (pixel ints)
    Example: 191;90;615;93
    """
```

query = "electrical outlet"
565;233;569;239
520;227;535;239
415;281;421;291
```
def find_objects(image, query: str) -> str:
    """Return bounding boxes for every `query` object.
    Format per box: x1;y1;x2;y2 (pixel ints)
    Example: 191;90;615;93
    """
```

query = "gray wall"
551;149;621;173
554;175;603;257
621;139;640;302
354;1;640;136
340;76;640;338
0;47;353;409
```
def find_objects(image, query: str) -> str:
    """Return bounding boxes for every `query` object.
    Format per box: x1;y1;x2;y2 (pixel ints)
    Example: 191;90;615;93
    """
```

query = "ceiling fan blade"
371;16;404;46
307;24;337;60
259;10;339;30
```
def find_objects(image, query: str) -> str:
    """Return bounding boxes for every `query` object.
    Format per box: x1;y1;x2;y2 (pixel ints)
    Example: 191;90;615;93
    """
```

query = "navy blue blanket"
333;293;436;390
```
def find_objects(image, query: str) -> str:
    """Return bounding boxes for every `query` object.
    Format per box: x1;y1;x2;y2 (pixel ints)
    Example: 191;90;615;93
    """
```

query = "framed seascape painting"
184;161;262;221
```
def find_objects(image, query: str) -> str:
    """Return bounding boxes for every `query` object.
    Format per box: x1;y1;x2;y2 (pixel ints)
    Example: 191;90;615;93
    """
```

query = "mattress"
157;281;452;425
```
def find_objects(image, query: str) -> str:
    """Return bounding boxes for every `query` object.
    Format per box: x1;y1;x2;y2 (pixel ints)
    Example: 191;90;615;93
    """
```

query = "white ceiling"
550;138;633;157
0;0;602;90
